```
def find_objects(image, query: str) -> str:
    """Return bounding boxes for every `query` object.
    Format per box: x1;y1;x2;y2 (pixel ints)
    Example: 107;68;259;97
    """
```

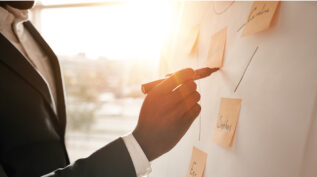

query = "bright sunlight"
40;1;179;61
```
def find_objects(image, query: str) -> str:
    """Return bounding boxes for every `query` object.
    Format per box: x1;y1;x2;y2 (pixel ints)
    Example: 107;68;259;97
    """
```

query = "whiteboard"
151;2;317;177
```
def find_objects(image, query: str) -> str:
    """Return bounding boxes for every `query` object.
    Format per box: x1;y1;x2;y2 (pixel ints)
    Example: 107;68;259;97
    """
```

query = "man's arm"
43;138;137;177
122;134;152;176
42;68;206;177
0;164;7;177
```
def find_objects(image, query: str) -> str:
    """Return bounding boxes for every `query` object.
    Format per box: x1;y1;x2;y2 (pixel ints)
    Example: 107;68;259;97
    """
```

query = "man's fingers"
180;103;201;128
152;68;195;95
167;81;197;106
172;91;200;117
194;67;219;80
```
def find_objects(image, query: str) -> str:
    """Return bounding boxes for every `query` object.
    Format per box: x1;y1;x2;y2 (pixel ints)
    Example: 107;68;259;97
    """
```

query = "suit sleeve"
0;164;8;177
42;138;137;177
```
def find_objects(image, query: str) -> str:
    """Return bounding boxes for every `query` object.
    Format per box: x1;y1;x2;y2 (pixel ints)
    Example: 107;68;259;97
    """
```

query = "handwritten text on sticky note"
186;147;207;177
212;98;242;147
242;1;280;36
206;27;227;68
185;25;200;55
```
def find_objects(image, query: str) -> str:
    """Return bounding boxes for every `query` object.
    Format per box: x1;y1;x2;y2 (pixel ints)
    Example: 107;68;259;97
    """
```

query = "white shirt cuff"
122;133;152;177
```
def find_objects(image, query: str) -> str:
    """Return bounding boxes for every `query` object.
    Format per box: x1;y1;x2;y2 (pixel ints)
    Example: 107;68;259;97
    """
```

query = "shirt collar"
5;5;29;23
4;5;30;42
0;5;29;31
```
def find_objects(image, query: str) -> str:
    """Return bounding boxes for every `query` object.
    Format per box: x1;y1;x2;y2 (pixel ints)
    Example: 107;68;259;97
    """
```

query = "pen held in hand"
141;67;219;94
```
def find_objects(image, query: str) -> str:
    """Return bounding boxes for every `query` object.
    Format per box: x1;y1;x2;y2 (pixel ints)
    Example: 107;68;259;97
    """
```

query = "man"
0;1;213;177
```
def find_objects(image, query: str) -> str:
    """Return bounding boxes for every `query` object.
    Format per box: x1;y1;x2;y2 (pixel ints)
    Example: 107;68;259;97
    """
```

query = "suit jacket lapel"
24;21;67;136
0;33;57;117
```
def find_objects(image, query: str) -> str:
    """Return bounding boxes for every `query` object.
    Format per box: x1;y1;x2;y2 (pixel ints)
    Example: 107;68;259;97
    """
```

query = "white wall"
152;2;317;177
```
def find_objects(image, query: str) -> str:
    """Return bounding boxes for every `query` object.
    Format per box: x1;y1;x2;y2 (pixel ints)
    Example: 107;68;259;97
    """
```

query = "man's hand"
133;68;201;161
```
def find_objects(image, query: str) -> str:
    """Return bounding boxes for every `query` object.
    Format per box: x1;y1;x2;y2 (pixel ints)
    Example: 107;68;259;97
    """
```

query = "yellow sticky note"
186;147;207;177
242;1;280;36
185;25;200;55
206;27;227;68
212;98;242;148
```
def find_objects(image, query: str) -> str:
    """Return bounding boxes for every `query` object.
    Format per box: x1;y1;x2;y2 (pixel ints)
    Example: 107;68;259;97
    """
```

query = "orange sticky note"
206;27;227;68
242;1;280;36
185;25;200;55
212;98;242;148
186;147;207;177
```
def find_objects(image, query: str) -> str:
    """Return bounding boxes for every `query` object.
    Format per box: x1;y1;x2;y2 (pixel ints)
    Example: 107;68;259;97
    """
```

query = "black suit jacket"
0;21;137;177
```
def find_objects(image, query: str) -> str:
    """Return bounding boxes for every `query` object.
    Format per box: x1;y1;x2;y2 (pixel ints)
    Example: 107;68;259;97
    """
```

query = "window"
31;1;180;162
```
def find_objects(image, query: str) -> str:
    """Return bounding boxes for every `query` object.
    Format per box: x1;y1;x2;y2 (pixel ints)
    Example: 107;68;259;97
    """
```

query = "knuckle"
192;81;197;90
189;104;201;119
193;92;200;102
196;104;201;111
146;93;155;100
188;104;200;117
186;81;196;91
182;68;195;79
170;75;178;84
197;92;201;101
175;68;195;84
184;68;194;74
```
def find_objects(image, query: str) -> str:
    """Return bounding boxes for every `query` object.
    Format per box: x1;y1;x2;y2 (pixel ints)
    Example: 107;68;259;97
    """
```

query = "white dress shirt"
0;5;151;177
